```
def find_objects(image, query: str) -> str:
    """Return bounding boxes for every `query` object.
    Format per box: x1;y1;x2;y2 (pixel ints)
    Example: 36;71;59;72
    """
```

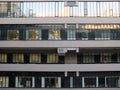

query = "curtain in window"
15;76;34;88
13;54;24;63
8;30;19;40
47;54;58;63
0;53;7;63
100;53;111;63
29;54;41;63
27;30;39;40
83;53;94;63
49;30;61;40
0;77;9;87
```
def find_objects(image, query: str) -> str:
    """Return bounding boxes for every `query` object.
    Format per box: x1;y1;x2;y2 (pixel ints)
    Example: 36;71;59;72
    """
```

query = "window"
27;30;40;40
0;53;7;63
81;30;88;40
0;76;9;87
67;30;76;40
8;30;19;40
13;54;24;63
15;76;35;88
100;53;111;63
95;30;110;40
65;1;77;7
84;77;96;88
42;77;61;88
84;2;88;16
83;53;94;63
47;54;58;63
106;76;120;87
49;30;61;40
29;54;41;63
118;53;120;63
99;77;105;87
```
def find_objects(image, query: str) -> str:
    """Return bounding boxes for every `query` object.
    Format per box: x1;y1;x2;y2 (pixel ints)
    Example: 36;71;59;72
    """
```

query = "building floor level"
0;71;120;88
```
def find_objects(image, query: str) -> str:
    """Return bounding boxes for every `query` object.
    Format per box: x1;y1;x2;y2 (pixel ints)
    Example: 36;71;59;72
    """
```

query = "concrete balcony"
0;17;120;24
0;41;120;48
0;64;120;71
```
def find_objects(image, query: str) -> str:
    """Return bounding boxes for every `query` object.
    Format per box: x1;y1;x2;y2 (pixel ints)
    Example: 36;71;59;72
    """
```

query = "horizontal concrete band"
0;41;120;48
0;64;120;71
0;17;120;24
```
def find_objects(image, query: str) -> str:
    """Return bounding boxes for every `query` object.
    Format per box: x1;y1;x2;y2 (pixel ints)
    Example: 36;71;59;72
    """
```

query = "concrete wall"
0;41;120;48
0;17;120;24
0;64;120;71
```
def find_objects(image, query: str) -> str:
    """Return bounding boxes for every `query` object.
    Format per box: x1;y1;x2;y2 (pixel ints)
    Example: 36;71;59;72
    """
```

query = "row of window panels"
1;29;120;40
0;53;120;64
0;72;120;88
1;24;120;30
0;2;120;17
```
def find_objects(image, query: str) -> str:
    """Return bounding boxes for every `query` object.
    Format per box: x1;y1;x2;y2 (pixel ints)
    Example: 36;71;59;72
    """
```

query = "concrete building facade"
0;0;120;90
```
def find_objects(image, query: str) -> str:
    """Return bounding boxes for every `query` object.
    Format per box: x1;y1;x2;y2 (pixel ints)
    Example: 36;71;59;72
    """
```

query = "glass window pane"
44;77;60;88
0;53;7;63
67;30;76;40
47;54;58;63
99;77;105;87
106;76;119;87
8;30;19;40
84;77;96;88
13;54;24;63
16;76;34;88
28;30;39;40
83;53;94;63
0;77;9;87
49;30;61;40
29;54;41;63
100;53;111;63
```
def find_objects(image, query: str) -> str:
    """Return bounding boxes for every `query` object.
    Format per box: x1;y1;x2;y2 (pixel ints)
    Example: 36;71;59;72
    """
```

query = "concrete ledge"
0;41;120;48
0;64;120;71
0;17;120;24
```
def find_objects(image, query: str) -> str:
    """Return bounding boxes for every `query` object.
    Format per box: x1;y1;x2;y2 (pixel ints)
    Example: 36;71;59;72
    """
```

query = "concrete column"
105;76;107;87
58;77;61;88
65;72;67;77
70;77;73;88
76;72;79;77
118;77;120;87
82;77;85;88
41;77;45;88
65;23;67;29
6;77;9;87
32;77;35;88
96;77;99;88
15;77;18;87
76;24;79;29
26;30;28;40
